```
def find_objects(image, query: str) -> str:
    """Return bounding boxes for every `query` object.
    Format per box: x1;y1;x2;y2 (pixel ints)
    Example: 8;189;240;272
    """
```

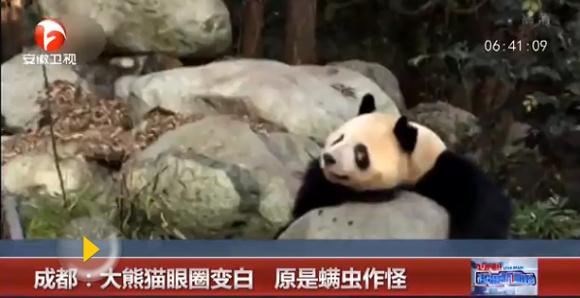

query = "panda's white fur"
320;111;447;191
278;191;449;239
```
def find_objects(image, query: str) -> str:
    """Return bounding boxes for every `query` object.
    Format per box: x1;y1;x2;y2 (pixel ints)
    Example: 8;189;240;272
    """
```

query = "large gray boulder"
128;59;400;143
330;59;406;112
407;101;480;149
123;115;318;239
1;147;117;239
1;52;80;132
260;132;321;179
278;192;449;239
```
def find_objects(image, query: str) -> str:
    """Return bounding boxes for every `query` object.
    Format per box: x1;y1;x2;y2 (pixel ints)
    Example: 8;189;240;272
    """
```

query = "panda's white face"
320;113;411;191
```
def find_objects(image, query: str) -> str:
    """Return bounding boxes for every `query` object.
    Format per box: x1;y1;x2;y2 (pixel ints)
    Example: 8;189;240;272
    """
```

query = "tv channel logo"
27;15;106;65
471;258;538;296
34;18;67;52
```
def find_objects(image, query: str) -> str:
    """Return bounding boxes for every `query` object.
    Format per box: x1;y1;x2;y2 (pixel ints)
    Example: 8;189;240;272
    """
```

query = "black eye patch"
354;144;370;170
331;134;344;146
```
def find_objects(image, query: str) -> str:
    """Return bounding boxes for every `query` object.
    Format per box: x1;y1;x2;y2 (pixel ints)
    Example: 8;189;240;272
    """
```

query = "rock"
407;101;480;149
128;59;400;143
2;148;99;198
330;59;406;112
109;54;183;75
277;191;449;239
115;75;140;100
38;0;232;58
1;52;80;132
0;80;144;169
1;193;23;240
1;136;12;152
123;115;306;239
123;149;264;239
75;54;183;99
295;64;400;116
260;132;321;179
1;148;117;239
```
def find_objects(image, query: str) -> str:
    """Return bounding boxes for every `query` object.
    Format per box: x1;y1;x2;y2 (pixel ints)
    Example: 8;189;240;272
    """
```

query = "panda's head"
320;93;447;191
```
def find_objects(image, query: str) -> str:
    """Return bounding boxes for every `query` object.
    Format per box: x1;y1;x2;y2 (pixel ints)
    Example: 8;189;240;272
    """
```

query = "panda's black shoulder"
415;150;513;239
291;158;399;219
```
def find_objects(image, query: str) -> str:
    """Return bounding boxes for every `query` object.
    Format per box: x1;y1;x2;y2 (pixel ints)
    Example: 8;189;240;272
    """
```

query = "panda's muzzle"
321;153;349;180
331;173;349;180
322;153;336;166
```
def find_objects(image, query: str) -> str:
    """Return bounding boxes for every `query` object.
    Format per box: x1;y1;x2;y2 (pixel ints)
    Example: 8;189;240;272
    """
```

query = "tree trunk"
283;0;317;65
223;0;243;54
242;0;265;58
1;0;24;63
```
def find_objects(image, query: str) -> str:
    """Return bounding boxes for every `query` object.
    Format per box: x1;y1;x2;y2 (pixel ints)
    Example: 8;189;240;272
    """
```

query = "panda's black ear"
394;116;418;153
357;93;376;115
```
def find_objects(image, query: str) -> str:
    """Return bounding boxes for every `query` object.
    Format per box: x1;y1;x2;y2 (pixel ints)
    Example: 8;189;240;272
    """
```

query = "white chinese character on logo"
144;268;166;290
34;268;56;290
296;268;318;289
36;54;50;65
233;268;253;290
62;53;77;65
55;268;78;290
341;267;362;289
210;268;232;290
389;268;407;290
189;268;210;289
318;267;341;289
50;54;63;65
363;267;385;290
22;54;36;65
122;267;144;289
100;268;122;289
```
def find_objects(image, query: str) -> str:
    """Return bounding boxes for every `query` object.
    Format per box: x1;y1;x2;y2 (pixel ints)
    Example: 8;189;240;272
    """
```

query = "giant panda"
280;93;512;239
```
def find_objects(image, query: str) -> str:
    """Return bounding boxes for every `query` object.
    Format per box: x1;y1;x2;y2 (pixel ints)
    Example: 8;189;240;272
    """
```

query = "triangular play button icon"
83;237;100;262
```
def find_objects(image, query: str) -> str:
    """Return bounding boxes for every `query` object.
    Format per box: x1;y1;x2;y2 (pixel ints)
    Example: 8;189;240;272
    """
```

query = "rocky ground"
3;54;483;240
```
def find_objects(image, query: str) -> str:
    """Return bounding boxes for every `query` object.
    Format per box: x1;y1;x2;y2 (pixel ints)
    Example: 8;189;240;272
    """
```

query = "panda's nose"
322;153;336;167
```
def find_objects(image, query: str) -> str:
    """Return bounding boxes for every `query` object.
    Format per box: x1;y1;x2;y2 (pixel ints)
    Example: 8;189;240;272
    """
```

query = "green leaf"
530;66;562;82
565;82;580;95
564;0;580;9
408;54;431;67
